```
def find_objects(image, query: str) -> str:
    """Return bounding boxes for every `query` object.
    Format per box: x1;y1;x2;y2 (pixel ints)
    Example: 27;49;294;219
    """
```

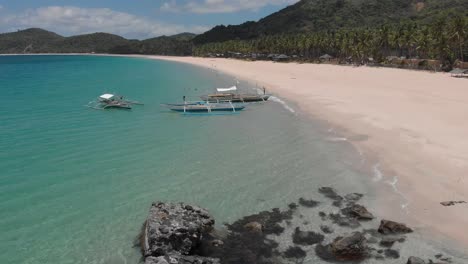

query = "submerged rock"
319;187;344;201
341;204;374;220
316;232;368;261
329;213;361;228
141;202;215;258
320;225;334;234
284;246;307;259
407;256;426;264
292;227;324;245
345;193;364;202
378;220;413;235
384;249;400;259
298;198;320;208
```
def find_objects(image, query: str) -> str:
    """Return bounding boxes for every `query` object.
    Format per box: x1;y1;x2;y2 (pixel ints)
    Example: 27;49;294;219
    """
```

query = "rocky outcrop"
141;202;217;263
378;220;413;235
316;232;368;261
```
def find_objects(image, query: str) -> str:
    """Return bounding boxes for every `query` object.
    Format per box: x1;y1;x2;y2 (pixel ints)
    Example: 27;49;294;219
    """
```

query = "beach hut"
319;54;333;61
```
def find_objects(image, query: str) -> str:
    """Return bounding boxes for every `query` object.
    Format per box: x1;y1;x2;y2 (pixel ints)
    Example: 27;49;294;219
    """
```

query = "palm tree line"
193;15;467;65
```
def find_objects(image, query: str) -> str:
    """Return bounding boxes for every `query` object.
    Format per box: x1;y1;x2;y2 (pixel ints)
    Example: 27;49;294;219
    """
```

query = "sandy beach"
136;55;468;248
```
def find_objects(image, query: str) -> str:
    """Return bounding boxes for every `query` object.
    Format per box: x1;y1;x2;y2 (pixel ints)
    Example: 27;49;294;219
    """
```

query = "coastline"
133;55;468;249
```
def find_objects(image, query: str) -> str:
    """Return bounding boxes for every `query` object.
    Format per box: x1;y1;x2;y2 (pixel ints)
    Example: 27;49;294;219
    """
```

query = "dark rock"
345;193;364;202
329;213;361;228
441;201;466;207
288;202;298;209
367;237;379;244
298;198;320;208
145;254;220;264
341;204;374;220
284;246;307;259
292;227;324;245
378;220;413;235
407;256;426;264
320;225;334;234
227;207;292;235
316;232;368;261
141;202;215;257
435;254;443;259
384;249;400;259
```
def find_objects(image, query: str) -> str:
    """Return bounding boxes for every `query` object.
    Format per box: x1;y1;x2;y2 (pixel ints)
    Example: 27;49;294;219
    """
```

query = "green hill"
0;28;64;53
193;0;468;44
0;29;195;55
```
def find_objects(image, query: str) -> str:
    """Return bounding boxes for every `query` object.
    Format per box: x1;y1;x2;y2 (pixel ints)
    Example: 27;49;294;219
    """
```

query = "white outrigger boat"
86;94;143;110
200;86;270;103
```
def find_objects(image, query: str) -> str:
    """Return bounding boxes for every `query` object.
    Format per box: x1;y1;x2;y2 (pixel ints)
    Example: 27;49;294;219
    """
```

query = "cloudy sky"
0;0;298;39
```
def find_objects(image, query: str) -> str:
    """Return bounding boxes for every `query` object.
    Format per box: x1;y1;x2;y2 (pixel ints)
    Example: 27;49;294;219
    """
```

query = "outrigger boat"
200;86;270;103
163;100;245;113
86;94;143;110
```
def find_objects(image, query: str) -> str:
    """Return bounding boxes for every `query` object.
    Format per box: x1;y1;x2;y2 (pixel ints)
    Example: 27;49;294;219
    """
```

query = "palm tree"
449;15;467;62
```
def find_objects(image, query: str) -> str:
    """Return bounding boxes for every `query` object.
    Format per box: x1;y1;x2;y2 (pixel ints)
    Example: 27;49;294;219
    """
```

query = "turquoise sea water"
1;55;464;264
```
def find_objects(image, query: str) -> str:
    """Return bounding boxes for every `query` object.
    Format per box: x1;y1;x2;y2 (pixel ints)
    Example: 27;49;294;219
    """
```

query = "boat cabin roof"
217;86;237;92
100;94;115;100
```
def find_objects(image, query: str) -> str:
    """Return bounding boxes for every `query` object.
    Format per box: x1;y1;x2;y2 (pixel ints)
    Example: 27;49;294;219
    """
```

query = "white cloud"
0;6;209;39
160;0;299;14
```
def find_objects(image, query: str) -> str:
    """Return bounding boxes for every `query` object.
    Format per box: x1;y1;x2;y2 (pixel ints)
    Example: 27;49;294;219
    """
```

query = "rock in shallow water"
316;232;368;262
378;220;413;235
341;204;374;220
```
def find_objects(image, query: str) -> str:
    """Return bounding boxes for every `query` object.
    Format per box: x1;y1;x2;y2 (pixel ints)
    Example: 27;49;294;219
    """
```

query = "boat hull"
200;94;270;103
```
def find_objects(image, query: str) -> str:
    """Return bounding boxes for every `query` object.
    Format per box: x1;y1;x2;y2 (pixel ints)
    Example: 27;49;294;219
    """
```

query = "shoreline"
135;55;468;250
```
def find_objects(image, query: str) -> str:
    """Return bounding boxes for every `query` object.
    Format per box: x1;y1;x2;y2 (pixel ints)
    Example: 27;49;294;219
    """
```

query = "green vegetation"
193;0;467;68
194;15;467;66
0;28;195;55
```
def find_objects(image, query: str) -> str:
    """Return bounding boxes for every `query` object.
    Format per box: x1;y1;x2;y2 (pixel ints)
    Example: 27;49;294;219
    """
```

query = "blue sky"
0;0;298;39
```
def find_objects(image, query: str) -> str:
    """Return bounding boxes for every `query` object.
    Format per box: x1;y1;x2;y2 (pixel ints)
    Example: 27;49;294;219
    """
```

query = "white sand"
139;55;468;248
